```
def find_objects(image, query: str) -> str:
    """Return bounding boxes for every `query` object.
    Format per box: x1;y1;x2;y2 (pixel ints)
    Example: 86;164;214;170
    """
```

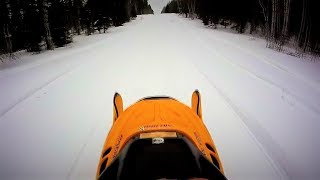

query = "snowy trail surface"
0;14;320;180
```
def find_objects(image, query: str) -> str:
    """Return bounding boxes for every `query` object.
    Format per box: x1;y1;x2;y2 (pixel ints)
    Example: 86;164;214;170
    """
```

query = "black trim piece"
210;154;220;170
99;158;119;179
99;158;108;175
205;143;215;153
99;135;227;180
113;92;120;118
102;147;112;158
139;96;176;101
194;90;201;116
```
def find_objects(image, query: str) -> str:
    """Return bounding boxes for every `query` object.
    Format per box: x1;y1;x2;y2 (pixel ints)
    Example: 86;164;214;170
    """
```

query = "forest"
0;0;153;55
162;0;320;55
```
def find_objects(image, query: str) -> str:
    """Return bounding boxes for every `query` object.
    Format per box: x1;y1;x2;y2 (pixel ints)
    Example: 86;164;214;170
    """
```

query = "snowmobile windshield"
98;134;228;180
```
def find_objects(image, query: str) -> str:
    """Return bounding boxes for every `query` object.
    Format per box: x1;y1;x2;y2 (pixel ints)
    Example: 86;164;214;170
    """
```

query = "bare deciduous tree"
297;0;311;52
282;0;291;39
258;0;271;46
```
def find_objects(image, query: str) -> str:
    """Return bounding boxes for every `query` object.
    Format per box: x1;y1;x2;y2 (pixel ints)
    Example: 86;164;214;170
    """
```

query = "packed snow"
0;14;320;180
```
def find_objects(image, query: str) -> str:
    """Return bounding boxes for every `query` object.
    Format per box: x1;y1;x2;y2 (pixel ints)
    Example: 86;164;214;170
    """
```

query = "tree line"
0;0;153;55
162;0;319;55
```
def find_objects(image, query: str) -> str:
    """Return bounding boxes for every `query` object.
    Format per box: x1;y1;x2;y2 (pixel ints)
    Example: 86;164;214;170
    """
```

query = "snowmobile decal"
112;134;123;158
152;137;165;144
139;131;177;139
139;124;172;131
194;131;206;156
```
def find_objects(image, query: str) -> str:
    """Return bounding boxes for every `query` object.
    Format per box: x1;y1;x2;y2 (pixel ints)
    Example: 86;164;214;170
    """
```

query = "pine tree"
25;0;43;52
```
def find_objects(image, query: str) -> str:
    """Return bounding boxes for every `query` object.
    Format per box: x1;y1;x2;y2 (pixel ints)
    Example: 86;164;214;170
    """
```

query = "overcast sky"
148;0;172;14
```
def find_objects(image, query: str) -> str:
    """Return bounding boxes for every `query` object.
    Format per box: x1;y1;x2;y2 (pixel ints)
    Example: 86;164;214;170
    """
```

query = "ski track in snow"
0;31;124;120
176;18;320;115
190;61;289;180
0;63;81;119
198;28;320;112
0;14;319;180
175;16;320;180
66;123;99;180
202;29;320;92
174;18;290;180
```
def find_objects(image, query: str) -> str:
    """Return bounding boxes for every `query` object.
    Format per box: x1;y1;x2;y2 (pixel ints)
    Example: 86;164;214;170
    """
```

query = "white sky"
148;0;172;14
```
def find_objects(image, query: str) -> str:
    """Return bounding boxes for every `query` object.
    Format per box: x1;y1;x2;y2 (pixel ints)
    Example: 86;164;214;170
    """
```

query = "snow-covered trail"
0;14;319;180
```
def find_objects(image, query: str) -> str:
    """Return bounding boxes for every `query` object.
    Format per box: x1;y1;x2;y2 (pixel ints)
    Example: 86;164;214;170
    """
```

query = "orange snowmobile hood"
96;92;225;179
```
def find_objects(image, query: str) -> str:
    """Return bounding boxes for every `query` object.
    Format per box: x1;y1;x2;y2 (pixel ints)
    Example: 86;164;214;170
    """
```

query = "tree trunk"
298;0;306;47
186;0;195;19
276;0;281;49
271;0;276;42
191;0;196;19
42;0;54;50
282;0;291;38
3;24;12;54
74;0;81;35
271;0;282;48
258;0;271;45
177;0;181;14
187;1;191;18
297;0;311;53
302;0;310;52
258;0;269;25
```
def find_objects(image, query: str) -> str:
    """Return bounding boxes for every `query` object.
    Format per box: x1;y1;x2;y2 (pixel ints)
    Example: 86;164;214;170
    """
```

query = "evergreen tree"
162;0;320;55
0;0;153;55
25;0;43;52
49;0;72;46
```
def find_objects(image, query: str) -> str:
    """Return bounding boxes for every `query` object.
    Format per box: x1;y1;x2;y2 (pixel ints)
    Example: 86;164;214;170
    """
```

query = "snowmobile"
96;90;228;180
